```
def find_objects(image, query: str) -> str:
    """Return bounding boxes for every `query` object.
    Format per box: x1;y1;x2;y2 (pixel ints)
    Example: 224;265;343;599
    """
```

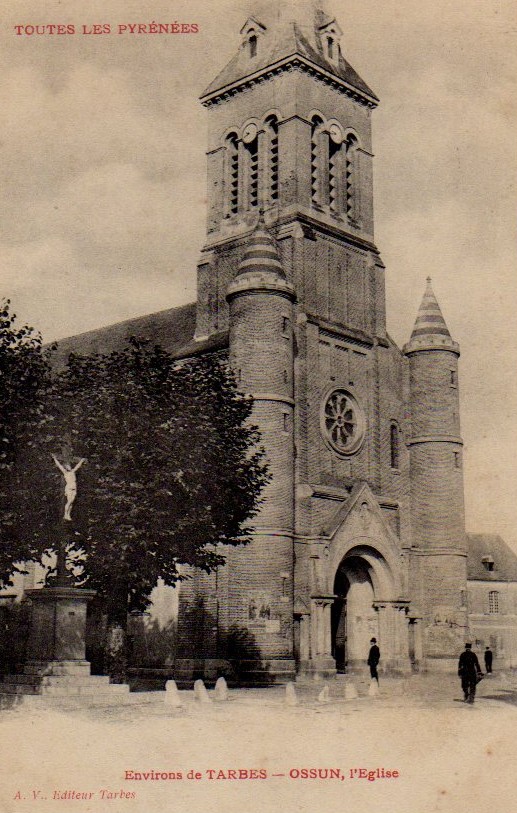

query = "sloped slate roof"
52;303;228;369
467;533;517;581
201;22;377;102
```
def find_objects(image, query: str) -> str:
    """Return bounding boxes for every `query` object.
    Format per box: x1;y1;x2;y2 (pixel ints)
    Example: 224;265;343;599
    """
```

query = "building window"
282;315;290;336
454;451;461;469
460;589;467;608
321;388;366;456
249;34;257;58
310;116;324;208
226;134;239;216
328;138;340;214
488;591;499;614
283;412;289;433
245;136;259;209
345;134;358;224
482;555;494;572
450;369;457;387
265;116;279;204
390;422;399;469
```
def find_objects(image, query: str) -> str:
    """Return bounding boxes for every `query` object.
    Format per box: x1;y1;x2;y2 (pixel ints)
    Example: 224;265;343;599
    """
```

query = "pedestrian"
484;646;493;674
367;637;380;683
458;642;483;703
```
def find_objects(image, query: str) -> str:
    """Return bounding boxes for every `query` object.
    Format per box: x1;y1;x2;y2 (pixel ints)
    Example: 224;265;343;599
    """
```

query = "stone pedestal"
26;586;96;662
0;586;129;708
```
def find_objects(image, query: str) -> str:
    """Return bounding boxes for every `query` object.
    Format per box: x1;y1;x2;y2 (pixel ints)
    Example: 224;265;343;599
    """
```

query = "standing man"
484;646;493;674
458;642;483;703
367;637;380;683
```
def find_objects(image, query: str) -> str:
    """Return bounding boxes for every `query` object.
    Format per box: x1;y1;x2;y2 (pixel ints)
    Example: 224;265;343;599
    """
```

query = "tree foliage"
0;299;53;581
0;304;269;619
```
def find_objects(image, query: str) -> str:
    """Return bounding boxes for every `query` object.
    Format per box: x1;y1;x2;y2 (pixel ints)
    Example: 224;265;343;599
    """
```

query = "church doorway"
331;552;379;672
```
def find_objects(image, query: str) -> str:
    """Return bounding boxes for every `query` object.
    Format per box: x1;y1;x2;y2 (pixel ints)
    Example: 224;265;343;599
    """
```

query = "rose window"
321;388;366;455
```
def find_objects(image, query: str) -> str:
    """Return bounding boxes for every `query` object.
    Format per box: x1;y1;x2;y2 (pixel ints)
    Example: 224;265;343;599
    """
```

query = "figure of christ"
51;454;86;521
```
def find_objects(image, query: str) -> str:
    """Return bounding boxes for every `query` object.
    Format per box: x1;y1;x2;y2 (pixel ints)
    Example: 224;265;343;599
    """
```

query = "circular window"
320;388;366;456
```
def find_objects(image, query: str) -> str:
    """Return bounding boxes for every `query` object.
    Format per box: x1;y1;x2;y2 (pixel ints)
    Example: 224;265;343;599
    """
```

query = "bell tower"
179;1;425;684
195;0;385;343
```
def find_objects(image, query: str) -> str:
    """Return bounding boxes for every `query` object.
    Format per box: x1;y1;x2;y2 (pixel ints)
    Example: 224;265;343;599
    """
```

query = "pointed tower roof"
404;278;459;356
201;1;378;107
227;218;295;301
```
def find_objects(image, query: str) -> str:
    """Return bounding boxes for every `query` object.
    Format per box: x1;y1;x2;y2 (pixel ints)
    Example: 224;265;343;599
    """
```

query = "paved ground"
1;671;516;813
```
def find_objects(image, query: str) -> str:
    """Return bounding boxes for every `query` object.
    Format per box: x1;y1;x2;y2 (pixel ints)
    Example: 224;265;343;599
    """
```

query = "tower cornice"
403;341;460;357
201;210;381;257
200;55;378;109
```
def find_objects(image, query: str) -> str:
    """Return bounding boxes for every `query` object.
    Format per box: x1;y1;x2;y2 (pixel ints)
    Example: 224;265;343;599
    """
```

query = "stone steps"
5;674;111;688
24;661;92;677
0;659;130;706
0;680;129;697
0;690;131;711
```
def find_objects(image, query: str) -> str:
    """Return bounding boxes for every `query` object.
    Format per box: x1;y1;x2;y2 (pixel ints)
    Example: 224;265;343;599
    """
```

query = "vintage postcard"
0;1;516;812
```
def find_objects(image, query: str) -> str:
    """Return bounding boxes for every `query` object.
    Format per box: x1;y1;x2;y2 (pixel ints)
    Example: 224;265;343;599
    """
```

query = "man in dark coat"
367;637;380;682
484;646;493;674
458;643;483;703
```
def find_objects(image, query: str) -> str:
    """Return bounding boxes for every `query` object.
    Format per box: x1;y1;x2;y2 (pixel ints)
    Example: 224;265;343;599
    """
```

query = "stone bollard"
344;682;358;700
285;682;299;706
214;677;229;701
318;685;330;704
164;679;183;708
193;679;212;704
368;679;379;697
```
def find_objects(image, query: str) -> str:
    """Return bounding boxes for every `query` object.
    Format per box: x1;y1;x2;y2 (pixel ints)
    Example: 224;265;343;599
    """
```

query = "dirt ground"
1;671;516;813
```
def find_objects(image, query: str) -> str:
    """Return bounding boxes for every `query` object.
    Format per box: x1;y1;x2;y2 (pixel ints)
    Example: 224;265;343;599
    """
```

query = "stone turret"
225;219;296;682
404;279;467;667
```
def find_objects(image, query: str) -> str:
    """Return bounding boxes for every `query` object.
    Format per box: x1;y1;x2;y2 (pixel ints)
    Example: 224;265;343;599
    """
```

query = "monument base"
0;585;130;708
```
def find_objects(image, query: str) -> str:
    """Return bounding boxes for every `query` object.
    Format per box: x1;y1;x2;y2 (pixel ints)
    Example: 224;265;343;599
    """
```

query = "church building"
28;1;516;683
174;0;467;683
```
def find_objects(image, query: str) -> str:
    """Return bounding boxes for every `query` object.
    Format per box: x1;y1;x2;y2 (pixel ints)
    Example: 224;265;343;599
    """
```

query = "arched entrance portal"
331;548;387;673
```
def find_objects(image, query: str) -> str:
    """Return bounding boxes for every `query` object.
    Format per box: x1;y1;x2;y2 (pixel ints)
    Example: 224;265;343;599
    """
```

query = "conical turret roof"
227;217;295;302
236;219;286;279
404;278;459;355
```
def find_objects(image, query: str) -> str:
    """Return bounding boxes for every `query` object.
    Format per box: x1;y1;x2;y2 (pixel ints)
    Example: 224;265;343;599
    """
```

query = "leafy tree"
0;330;269;633
0;299;53;584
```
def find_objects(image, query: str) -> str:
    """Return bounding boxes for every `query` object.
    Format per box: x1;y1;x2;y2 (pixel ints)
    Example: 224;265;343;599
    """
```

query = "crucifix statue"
51;453;86;522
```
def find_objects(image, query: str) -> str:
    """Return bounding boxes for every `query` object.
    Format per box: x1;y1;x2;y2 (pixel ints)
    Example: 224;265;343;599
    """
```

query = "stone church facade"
174;2;468;683
8;2;515;682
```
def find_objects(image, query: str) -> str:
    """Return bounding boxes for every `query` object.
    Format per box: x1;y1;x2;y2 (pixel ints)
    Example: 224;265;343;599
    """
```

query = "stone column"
298;614;310;662
309;596;336;677
373;601;411;674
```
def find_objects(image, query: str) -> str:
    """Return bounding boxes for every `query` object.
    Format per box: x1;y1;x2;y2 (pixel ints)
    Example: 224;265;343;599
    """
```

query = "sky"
0;0;516;549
